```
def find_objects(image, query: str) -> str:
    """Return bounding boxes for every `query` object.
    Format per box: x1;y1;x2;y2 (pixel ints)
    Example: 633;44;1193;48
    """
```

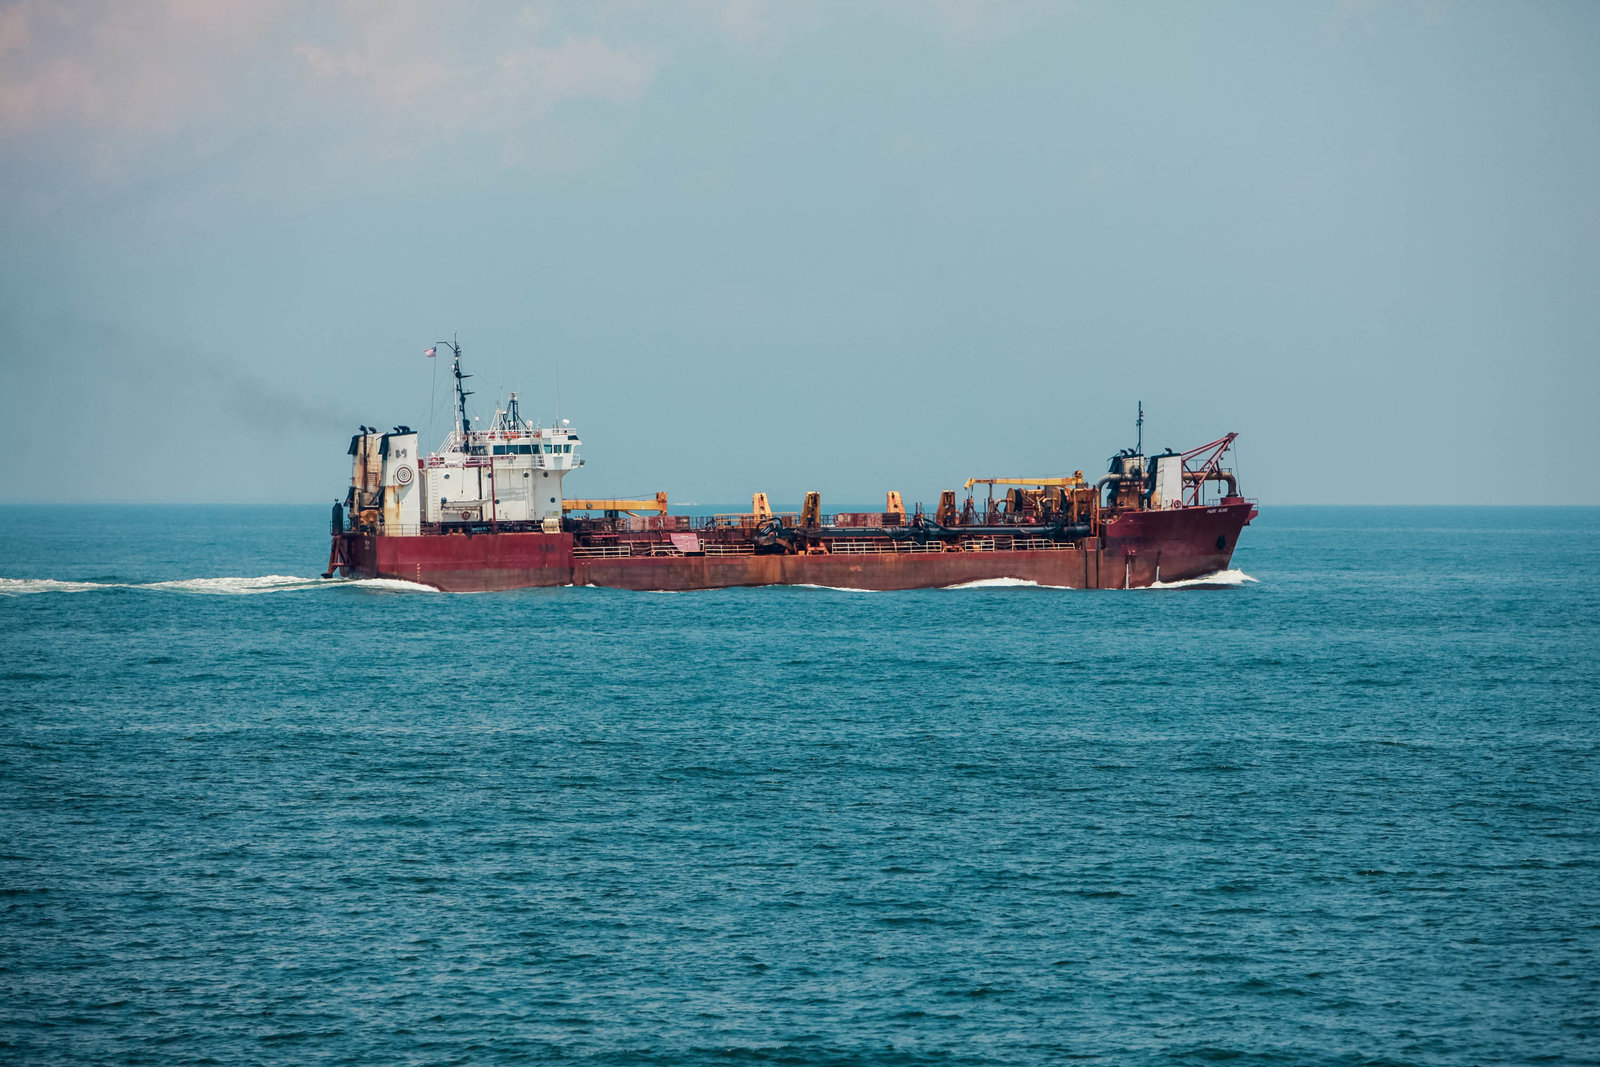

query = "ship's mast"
434;334;471;452
1136;401;1144;455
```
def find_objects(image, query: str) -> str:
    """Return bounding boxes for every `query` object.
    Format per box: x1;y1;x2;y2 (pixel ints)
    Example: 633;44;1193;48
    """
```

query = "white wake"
938;577;1043;590
0;575;437;596
1146;568;1258;590
0;578;108;595
144;574;331;594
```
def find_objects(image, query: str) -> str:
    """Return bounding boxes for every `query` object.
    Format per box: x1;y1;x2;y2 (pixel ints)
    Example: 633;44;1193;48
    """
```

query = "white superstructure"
344;342;582;535
420;394;581;530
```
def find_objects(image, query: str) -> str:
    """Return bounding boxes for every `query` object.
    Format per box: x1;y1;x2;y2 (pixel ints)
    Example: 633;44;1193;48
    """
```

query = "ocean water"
1;505;1597;1065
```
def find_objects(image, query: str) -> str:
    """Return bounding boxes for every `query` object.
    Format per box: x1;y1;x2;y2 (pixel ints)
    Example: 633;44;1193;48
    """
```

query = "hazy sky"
1;1;1596;506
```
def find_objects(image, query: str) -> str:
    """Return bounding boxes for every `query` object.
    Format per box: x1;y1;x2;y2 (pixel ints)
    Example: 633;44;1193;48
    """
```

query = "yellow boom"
563;491;669;515
963;472;1085;491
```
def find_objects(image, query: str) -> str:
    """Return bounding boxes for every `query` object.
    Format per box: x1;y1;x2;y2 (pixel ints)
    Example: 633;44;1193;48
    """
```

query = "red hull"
337;503;1255;592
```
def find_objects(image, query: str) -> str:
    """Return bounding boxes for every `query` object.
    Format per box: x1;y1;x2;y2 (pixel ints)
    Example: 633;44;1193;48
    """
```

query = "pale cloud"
0;1;657;135
0;0;298;133
0;56;99;131
494;36;658;109
0;0;1074;191
0;2;28;54
293;25;658;134
703;0;826;56
0;0;663;186
888;0;1072;47
291;42;455;110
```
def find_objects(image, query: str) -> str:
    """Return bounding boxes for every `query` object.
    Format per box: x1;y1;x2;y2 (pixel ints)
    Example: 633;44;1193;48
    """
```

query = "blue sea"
2;505;1597;1065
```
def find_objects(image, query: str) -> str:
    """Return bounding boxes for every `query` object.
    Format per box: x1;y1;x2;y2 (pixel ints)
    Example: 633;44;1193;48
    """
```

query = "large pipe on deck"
1095;474;1130;494
945;523;1091;540
822;520;1091;543
1183;470;1238;496
1099;469;1238;499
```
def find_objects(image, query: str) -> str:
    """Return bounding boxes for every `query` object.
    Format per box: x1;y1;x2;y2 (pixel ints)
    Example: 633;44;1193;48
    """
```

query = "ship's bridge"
480;426;582;467
411;393;582;529
425;403;582;469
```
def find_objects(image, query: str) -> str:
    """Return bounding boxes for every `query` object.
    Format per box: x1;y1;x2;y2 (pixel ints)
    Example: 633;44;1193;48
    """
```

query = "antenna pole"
434;334;471;452
1136;401;1144;454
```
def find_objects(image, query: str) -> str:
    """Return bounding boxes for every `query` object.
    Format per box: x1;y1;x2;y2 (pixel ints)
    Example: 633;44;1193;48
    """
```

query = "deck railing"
828;540;948;555
572;544;632;559
702;543;755;556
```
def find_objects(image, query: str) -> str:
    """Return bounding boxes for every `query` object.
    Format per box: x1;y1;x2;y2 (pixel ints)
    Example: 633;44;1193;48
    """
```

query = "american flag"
425;346;436;358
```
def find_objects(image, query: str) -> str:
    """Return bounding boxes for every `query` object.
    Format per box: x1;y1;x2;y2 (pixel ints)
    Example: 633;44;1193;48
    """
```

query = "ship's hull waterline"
335;502;1255;592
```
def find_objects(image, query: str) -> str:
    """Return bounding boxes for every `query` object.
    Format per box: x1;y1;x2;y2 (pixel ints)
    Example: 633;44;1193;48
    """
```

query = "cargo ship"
324;341;1256;592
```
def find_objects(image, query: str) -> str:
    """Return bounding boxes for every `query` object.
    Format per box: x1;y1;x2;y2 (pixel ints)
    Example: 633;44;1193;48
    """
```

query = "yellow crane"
563;491;669;515
962;472;1086;491
800;491;821;527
